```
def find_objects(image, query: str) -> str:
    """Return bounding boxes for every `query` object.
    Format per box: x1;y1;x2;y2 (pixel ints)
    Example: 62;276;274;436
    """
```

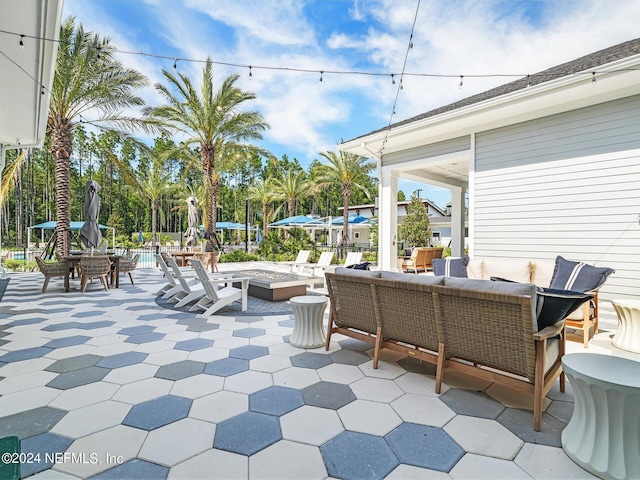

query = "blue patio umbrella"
330;214;368;226
269;215;316;227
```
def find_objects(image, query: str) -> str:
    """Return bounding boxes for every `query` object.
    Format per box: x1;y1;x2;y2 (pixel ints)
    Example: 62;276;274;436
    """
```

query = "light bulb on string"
391;74;396;85
19;35;24;49
249;66;252;79
527;75;531;87
592;72;596;84
400;79;403;90
319;71;323;82
173;58;178;70
458;75;464;89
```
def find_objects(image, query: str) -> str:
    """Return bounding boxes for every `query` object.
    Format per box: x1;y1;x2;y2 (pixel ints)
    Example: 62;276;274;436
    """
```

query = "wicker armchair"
191;251;220;273
35;256;69;293
78;254;112;292
118;253;140;285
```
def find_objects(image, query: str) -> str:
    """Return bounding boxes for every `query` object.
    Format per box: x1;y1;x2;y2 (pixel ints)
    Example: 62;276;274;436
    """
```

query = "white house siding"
473;95;640;305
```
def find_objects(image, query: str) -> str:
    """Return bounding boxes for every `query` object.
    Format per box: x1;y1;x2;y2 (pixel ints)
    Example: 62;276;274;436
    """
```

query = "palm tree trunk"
202;143;217;251
262;202;268;237
152;199;158;248
50;117;73;256
340;187;350;249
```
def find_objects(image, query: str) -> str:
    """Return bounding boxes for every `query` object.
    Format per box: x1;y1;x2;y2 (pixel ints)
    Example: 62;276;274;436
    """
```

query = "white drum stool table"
290;295;328;348
611;299;640;353
561;353;640;480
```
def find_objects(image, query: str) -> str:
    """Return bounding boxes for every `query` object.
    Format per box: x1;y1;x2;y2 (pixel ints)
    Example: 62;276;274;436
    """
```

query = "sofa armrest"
532;321;564;341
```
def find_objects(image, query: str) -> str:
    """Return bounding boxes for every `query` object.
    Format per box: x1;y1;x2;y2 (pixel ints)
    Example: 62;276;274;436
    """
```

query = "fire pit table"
232;269;319;301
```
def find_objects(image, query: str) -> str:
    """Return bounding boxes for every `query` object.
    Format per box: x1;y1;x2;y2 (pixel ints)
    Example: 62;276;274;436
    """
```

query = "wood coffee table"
232;269;318;301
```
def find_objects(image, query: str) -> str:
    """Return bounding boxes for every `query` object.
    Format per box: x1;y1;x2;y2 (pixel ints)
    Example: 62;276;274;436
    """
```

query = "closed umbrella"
79;180;102;249
185;196;200;247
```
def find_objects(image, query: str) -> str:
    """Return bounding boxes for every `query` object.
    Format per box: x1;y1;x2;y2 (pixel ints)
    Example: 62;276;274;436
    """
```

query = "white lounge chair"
189;259;251;316
155;254;195;300
301;251;334;277
164;256;205;306
275;250;311;274
154;254;175;296
344;251;363;267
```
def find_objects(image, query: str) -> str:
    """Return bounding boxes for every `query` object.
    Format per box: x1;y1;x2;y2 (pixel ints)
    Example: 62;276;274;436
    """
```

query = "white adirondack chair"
155;254;181;297
275;250;311;274
164;256;206;307
301;251;334;277
344;251;363;267
189;259;251;316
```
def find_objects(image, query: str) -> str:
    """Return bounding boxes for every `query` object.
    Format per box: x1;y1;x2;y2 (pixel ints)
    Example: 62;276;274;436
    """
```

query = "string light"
379;0;421;155
592;71;596;84
527;74;530;87
173;58;177;70
458;75;464;89
0;28;632;86
249;65;252;79
391;74;395;85
19;34;24;49
319;71;323;82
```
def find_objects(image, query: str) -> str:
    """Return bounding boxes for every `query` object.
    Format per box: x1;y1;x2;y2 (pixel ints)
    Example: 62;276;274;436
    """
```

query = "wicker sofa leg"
372;327;383;369
435;343;446;394
325;311;335;351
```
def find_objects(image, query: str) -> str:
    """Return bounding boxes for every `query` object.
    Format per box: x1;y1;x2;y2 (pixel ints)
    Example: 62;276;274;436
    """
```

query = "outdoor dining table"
63;254;122;292
171;251;197;267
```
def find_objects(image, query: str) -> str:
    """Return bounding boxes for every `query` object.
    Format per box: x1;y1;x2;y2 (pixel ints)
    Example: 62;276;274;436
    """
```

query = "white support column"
379;168;398;271
0;146;5;279
450;186;466;257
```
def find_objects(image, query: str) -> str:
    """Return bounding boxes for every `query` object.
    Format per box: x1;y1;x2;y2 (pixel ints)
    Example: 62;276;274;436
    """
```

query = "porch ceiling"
399;156;469;189
0;0;64;147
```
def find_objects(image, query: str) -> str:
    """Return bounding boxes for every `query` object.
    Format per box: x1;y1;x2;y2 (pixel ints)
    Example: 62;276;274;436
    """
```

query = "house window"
354;232;360;239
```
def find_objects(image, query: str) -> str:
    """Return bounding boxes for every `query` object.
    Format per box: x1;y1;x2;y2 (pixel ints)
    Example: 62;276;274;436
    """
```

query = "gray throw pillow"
433;257;469;277
549;256;614;292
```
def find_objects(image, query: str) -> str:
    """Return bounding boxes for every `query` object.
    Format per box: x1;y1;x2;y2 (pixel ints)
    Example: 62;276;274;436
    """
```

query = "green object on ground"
0;436;20;480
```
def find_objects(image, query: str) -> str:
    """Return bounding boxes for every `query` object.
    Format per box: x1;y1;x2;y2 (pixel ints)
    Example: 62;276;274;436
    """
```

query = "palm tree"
273;169;314;218
48;17;156;255
248;176;280;235
314;150;375;248
145;60;268;251
137;159;174;248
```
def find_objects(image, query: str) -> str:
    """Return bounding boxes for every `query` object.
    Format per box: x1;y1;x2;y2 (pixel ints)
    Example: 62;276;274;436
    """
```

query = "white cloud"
61;0;640;177
183;0;316;46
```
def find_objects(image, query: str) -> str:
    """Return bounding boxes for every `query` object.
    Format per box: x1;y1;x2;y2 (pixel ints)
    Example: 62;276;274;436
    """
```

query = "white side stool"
611;299;640;353
290;295;328;348
561;353;640;480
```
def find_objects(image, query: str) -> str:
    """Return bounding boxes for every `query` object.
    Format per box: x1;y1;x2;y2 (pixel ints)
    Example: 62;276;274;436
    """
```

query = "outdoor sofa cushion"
433;257;469;277
379;271;444;285
549;256;614;292
444;276;538;330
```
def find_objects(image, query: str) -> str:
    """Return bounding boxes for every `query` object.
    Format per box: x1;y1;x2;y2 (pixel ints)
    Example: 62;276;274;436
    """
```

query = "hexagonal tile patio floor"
0;267;606;479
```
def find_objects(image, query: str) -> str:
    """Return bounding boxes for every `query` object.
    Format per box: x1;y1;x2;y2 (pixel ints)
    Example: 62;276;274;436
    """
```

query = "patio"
0;262;635;479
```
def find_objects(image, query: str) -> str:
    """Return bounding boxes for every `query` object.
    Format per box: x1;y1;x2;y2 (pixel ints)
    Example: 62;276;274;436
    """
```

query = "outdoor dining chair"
78;254;112;292
118;253;140;285
35;256;69;293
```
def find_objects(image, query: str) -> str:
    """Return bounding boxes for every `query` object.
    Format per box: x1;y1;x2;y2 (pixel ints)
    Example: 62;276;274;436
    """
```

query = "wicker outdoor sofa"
325;268;567;431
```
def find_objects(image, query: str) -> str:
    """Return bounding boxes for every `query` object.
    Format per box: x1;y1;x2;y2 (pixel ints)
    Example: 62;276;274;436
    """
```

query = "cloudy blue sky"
63;0;640;207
